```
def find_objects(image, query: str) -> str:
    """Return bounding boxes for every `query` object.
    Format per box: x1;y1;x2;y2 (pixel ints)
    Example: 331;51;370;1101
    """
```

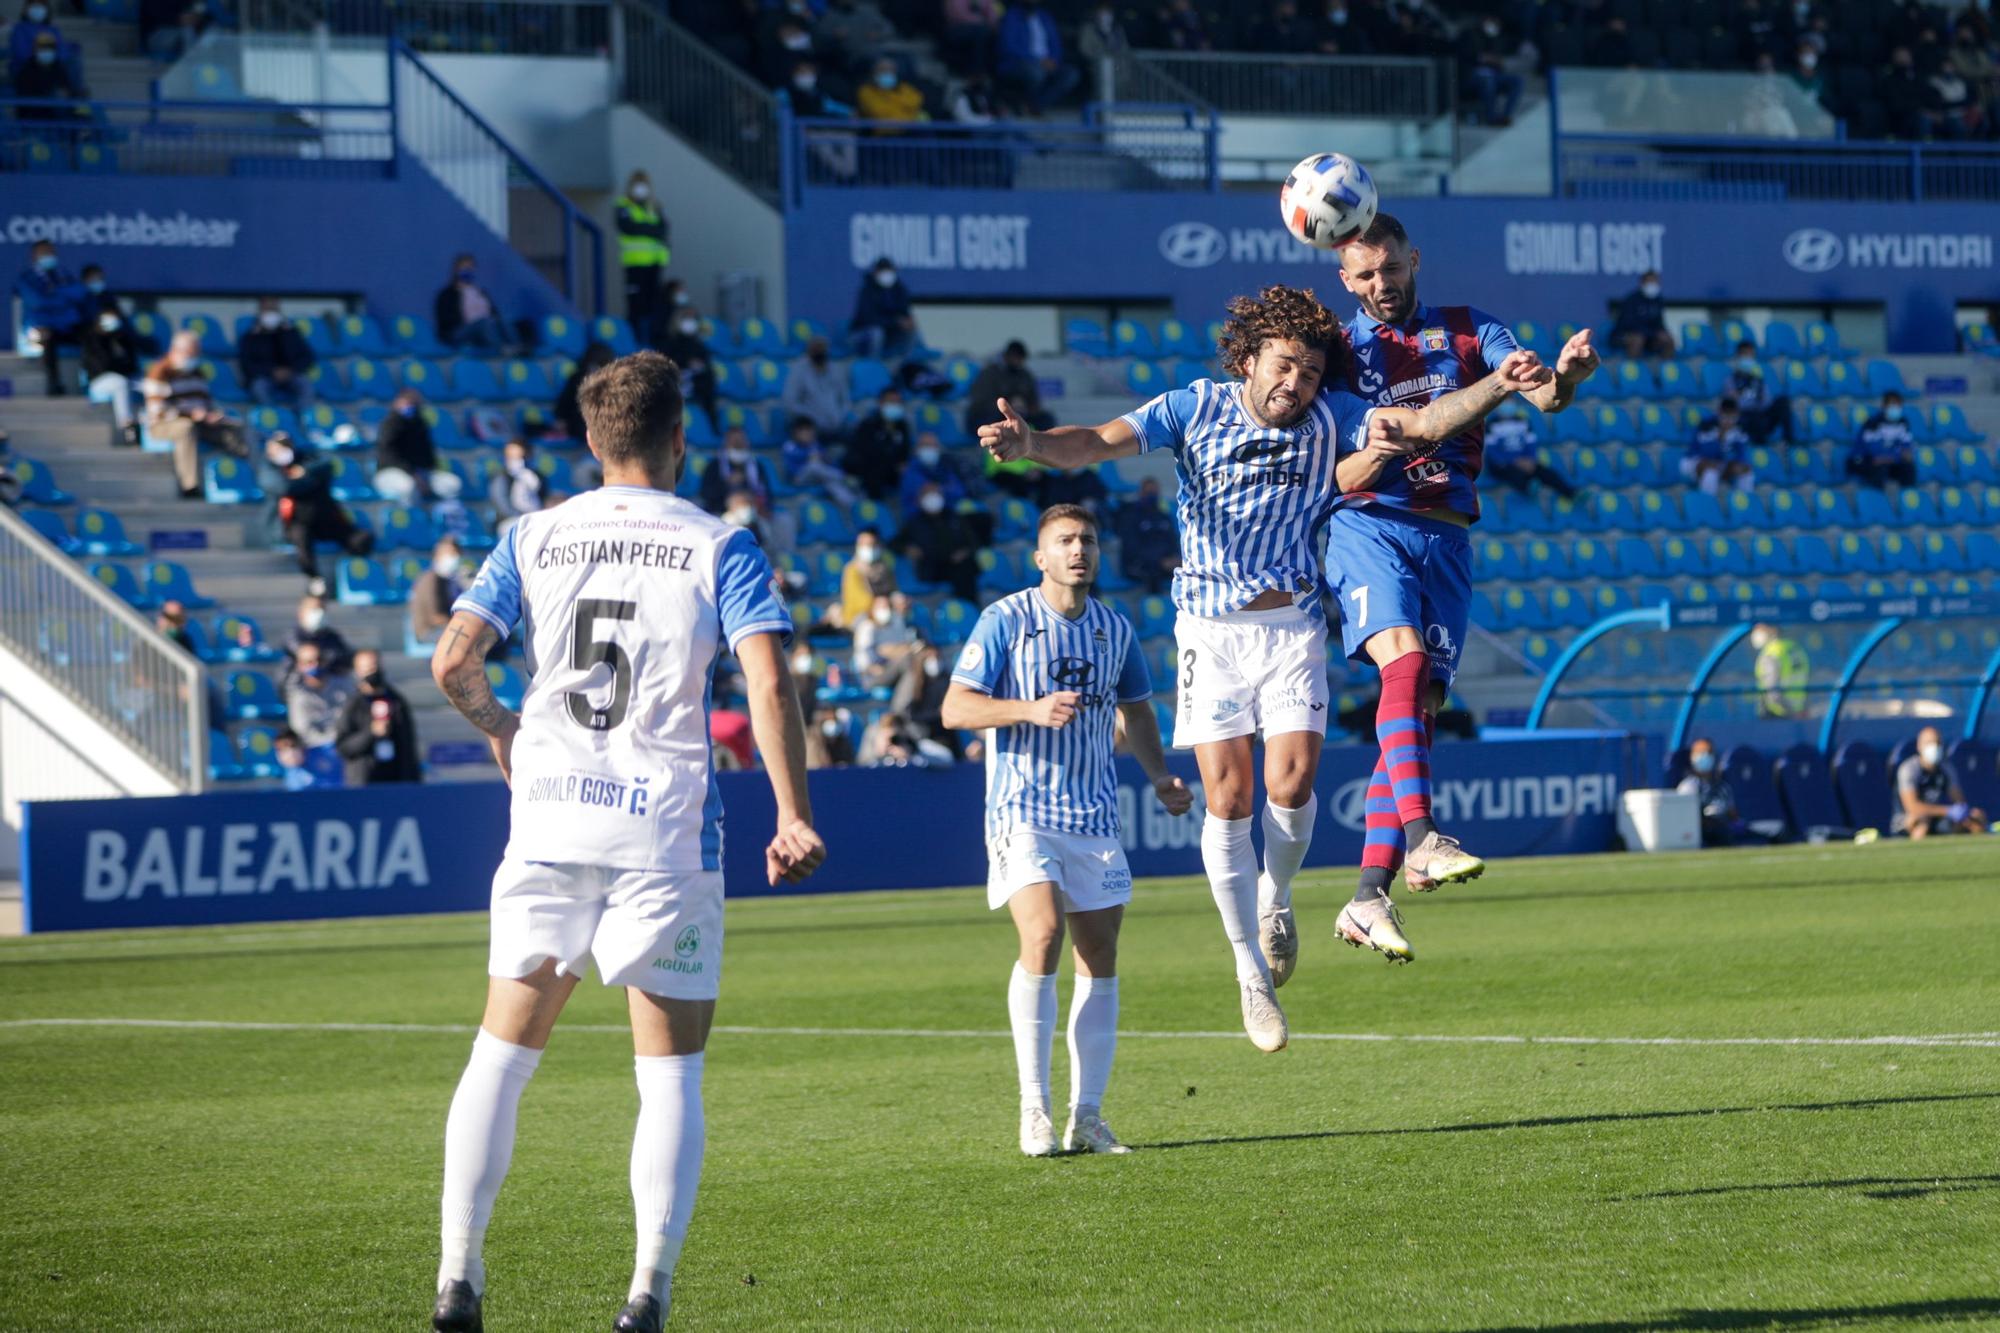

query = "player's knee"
1019;922;1064;971
1204;781;1253;820
1265;760;1314;809
1074;939;1117;977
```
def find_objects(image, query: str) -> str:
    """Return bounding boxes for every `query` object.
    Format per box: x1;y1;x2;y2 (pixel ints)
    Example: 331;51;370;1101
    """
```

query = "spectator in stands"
10;1;59;80
1750;622;1809;719
849;258;917;361
1315;0;1373;56
1683;398;1754;496
1483;405;1578;499
659;310;718;430
1948;20;2000;129
894;481;981;601
805;707;857;768
142;0;210;62
782;337;851;442
272;440;373;590
1250;0;1310;52
1157;0;1213;52
614;170;670;347
1789;42;1826;107
1725;340;1792;444
555;341;617;442
858;57;927;139
840;525;897;626
759;13;818;88
405;536;462;646
893;640;958;755
844;385;912;499
943;0;1001;75
853;591;918;688
1077;2;1129;72
154;599;196;654
238;297;317;409
375;387;448;503
14;239;82;398
144;330;248;499
1927;43;1980;140
285;640;354;758
77;264;122;320
489;438;546;530
14;30;87;125
1880;47;1931;139
964;340;1053;437
334;650;423;786
1846;392;1917;487
996;0;1078;113
899;431;971;513
1037;464;1107;514
434;253;511;354
1114;475;1178;593
819;0;897;69
1676;737;1746;847
81;305;142;446
698;428;777;515
721;487;781;554
274;728;339;791
1895;726;1988;839
1459;14;1522;125
1610;269;1674;358
284;592;353;677
782;415;860;507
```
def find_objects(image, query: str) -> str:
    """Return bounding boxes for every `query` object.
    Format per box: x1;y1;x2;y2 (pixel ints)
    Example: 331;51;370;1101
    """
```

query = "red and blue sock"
1377;652;1437;847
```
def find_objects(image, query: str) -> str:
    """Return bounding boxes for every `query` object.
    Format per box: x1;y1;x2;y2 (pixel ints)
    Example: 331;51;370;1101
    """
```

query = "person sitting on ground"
271;436;373;590
1611;269;1674;358
144;329;248;499
781;336;851;442
1724;339;1792;445
1893;726;1988;839
433;253;511;353
489;437;547;530
893;481;982;601
843;385;913;499
14;238;83;398
1675;737;1745;847
781;415;859;507
283;591;353;677
1682;397;1754;496
964;339;1054;435
1846;390;1917;489
334;649;423;786
375;387;451;503
839;525;897;627
1114;475;1179;594
848;258;917;360
408;536;465;646
81;304;142;447
1483;405;1578;498
238;297;317;408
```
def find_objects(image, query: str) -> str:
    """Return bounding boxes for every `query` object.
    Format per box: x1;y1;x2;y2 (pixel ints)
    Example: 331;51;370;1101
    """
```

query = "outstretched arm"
1336;352;1550;493
431;611;519;781
737;631;827;886
977;397;1140;470
1520;328;1600;413
1117;699;1192;815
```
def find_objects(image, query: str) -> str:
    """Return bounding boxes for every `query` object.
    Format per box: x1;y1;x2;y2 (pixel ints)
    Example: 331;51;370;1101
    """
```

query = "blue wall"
23;732;1644;932
789;192;2000;353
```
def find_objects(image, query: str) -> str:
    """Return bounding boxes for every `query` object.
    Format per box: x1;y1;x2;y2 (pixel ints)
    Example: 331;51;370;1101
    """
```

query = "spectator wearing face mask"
898;431;970;514
1894;726;1988;839
891;640;959;754
75;263;121;320
658;309;718;430
434;253;510;353
284;592;353;677
849;258;917;360
804;706;857;768
760;13;818;87
144;330;248;498
1077;1;1128;65
334;649;424;786
782;415;860;508
272;437;374;589
964;340;1053;435
1789;42;1825;106
839;526;897;627
781;336;851;442
274;727;341;791
1315;0;1372;54
843;386;912;500
858;56;927;133
1459;13;1521;125
555;341;618;443
1611;270;1674;359
408;536;466;645
1723;340;1792;445
614;170;670;346
489;438;547;531
10;0;61;80
14;239;83;398
238;297;317;408
893;482;982;601
996;0;1079;113
285;640;354;763
1847;392;1916;488
1682;398;1754;496
154;598;196;654
698;428;777;516
375;387;452;503
1676;738;1745;847
1483;407;1577;500
720;486;780;554
81;304;142;446
852;591;918;688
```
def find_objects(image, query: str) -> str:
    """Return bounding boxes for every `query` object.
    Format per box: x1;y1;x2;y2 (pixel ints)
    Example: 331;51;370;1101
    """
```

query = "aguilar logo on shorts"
675;925;701;958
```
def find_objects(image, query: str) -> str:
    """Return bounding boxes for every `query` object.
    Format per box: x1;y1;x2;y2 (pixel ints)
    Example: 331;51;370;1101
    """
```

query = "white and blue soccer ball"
1279;152;1378;251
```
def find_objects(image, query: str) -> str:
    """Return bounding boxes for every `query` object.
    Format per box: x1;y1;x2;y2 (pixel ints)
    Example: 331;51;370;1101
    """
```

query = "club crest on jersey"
1421;327;1448;352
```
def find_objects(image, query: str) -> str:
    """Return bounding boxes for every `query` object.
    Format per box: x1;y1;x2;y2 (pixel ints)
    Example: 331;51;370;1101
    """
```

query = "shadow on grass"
1615;1172;2000;1202
1141;1090;2000;1151
1448;1296;2000;1331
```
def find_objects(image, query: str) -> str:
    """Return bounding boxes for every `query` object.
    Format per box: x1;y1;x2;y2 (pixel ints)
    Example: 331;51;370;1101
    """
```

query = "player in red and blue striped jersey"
1328;213;1600;962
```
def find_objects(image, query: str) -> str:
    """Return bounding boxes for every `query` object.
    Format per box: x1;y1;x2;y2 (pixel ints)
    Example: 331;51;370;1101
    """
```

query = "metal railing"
0;507;207;794
0;96;392;176
1119;49;1452;120
621;1;780;198
1555;133;2000;204
240;0;612;54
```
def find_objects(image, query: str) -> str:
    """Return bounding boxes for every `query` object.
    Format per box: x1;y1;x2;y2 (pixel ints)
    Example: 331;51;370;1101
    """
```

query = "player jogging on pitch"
1328;213;1597;962
980;285;1547;1049
940;504;1193;1156
427;352;826;1333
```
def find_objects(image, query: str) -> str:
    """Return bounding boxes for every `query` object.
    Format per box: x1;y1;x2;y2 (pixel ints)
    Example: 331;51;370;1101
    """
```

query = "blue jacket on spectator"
13;263;83;333
1851;413;1914;462
1611;287;1665;340
9;14;61;78
899;455;968;513
850;271;912;336
997;4;1063;75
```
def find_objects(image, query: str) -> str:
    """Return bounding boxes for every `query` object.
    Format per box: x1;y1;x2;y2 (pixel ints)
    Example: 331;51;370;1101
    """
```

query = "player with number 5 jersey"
426;352;825;1333
979;284;1546;1052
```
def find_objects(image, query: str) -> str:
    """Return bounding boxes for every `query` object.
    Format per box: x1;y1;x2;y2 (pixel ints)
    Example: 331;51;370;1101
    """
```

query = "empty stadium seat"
87;561;149;607
1832;740;1895;832
1803;320;1844;357
181;312;233;357
1821;360;1862;397
142;560;214;609
223;670;286;721
1721;746;1787;831
930;599;978;644
1762;320;1804;359
1614;536;1661;578
848;358;894;401
590;315;641;356
1947;739;2000;819
1064;318;1110;357
20;509;77;552
1157;318;1205;358
1112;319;1157;358
942;356;978;399
335;557;406;606
389;313;448;357
1775;745;1851;836
1679;321;1724;359
539;314;587;358
73;507;140;556
1126;361;1167;397
13;455;75;504
208;729;248;783
335;314;393;357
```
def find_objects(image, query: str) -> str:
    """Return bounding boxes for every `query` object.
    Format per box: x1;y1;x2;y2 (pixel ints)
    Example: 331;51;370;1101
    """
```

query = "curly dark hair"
1214;284;1349;385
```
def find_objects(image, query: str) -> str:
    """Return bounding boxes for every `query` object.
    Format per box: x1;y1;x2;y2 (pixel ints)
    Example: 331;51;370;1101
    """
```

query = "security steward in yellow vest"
614;170;670;345
1751;621;1810;718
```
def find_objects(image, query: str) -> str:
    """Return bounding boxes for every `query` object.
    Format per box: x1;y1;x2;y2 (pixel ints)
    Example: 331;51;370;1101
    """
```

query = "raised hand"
765;818;828;886
1555;328;1600;386
1368;412;1421;456
977;398;1032;463
1495;348;1553;393
1029;690;1080;729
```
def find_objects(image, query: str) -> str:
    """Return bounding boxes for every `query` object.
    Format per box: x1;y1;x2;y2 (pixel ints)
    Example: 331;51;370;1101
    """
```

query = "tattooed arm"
431;611;521;784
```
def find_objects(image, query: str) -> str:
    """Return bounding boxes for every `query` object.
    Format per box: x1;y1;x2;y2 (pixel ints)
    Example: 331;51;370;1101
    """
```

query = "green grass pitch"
2;839;1997;1331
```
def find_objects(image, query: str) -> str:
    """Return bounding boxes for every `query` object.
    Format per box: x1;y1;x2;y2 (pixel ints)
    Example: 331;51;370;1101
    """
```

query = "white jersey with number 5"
453;485;792;873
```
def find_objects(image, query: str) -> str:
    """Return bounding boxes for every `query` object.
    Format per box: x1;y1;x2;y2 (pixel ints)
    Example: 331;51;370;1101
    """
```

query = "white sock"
439;1029;543;1295
1007;962;1057;1111
1067;974;1119;1112
1259;796;1318;911
1201;812;1266;982
629;1051;706;1305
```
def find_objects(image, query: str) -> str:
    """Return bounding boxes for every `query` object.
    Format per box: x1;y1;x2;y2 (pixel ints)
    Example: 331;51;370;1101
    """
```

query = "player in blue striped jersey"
980;285;1547;1050
942;504;1192;1156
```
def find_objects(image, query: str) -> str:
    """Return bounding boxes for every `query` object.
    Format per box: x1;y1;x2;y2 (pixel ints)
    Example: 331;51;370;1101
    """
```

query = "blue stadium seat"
1722;490;1769;528
1631;404;1674;444
1715;746;1784;830
1679;489;1726;531
180;312;233;357
586;315;637;356
392;357;445;399
228;724;280;779
1592;405;1638;445
1948;739;2000;817
1524;538;1571;581
796;499;852;547
1877;531;1924;573
1568;536;1616;579
1581;491;1632;533
1613;536;1661;577
1851;487;1898;529
1704;535;1750;576
21;509;78;553
930;599;978;644
73;507;141;556
531;453;574;492
1834;532;1882;574
1808;490;1855;528
323;455;377;502
732;317;784;359
1918;532;1966;573
1913;444;1953;483
1131;595;1171;640
1717;318;1751;351
1679;321;1724;359
498;358;553;403
1111;319;1157;358
1798;403;1841;445
1934;403;1984;443
86;561;149;607
1126;361;1168;397
976;547;1025;593
912;401;971;447
850;497;894;538
485;662;526;711
1157;317;1205;358
1937;486;1978;526
538;314;587;358
1761;320;1804;359
1863;359;1909;397
1511;320;1555;358
1170;358;1210;389
13;455;75;505
380;506;438;552
334;314;393;358
1468;589;1502;631
1494;587;1545;632
1519;632;1561;670
1611;360;1656;399
1064;318;1110;357
1893;488;1941;527
335;557;406;606
388;313;448;357
942;356;978;400
743;358;784;402
1546;407;1594;444
994;496;1035;544
1545;585;1591;628
336;356;387;402
1646;360;1691;401
124;309;169;353
446;359;507;403
1474;538;1526;581
207;729;247;783
711;360;754;404
223;670;285;721
1585;584;1634;618
1779;359;1827;400
1660;535;1705;577
1628;489;1677;532
1832;741;1895;832
1820;359;1862;398
1747;533;1796;576
1803;320;1845;358
142;560;214;608
848;358;893;401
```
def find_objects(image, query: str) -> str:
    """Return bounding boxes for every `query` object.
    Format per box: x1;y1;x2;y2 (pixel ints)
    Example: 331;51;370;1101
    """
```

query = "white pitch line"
1;1017;1998;1049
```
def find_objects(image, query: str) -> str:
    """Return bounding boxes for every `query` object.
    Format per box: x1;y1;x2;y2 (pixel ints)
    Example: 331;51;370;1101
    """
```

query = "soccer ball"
1279;152;1378;250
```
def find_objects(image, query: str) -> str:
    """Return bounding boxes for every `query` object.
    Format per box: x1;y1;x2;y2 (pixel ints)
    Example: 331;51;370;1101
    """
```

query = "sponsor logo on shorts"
1092;848;1117;864
652;925;705;974
1210;699;1244;723
675;925;701;957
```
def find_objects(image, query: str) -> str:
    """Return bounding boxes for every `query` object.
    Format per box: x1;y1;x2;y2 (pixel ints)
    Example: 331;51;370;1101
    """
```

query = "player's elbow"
939;687;976;731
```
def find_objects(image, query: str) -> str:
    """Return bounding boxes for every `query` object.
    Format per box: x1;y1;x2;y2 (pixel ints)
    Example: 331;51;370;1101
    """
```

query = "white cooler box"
1619;789;1701;852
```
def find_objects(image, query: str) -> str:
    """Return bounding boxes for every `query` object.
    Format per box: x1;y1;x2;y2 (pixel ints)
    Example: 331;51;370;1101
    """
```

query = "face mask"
1691;752;1715;774
301;665;322;681
679;317;699;335
505;456;528;475
457;268;476;283
301;609;325;632
1640;281;1661;298
672;289;691;306
630;182;650;200
793;72;817;90
1884;404;1904;422
792;651;814;673
1798;51;1817;70
916;446;941;467
27;2;48;17
1329;7;1347;23
923;656;940;678
35;254;56;272
726;447;751;465
726;505;757;526
875;71;898;89
1920;742;1943;766
85;279;105;294
919;492;945;515
433;556;459;578
875;269;897;288
1750;630;1772;651
260;311;283;329
1734;356;1757;374
820;717;840;736
99;314;120;333
785;31;812;49
397;403;417;418
858;545;880;563
361;671;385;690
1483;20;1499;36
880;402;904;422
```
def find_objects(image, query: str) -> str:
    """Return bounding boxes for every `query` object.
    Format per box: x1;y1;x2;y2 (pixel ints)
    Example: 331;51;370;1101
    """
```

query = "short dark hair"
1735;339;1756;353
274;728;302;748
1215;283;1348;383
577;351;685;468
857;525;881;539
1037;503;1098;538
1004;339;1028;359
81;264;103;279
789;414;816;433
1356;212;1408;250
1718;396;1739;412
29;238;52;252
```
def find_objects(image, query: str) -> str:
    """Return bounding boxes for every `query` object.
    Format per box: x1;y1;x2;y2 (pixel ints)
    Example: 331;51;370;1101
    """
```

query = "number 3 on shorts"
1348;585;1369;630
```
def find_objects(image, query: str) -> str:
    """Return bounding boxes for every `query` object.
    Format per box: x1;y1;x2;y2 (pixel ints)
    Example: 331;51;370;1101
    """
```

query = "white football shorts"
987;829;1134;914
1171;604;1329;748
487;857;724;1001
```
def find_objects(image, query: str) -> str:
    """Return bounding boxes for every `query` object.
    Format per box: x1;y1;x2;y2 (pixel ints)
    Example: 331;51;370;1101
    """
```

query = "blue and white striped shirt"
951;589;1152;839
1120;378;1375;621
